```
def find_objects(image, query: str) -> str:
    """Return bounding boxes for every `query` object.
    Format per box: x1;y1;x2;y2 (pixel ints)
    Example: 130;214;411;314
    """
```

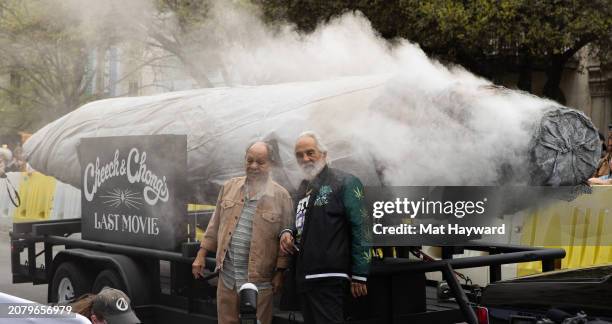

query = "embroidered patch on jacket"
363;250;372;263
353;187;364;200
314;185;332;206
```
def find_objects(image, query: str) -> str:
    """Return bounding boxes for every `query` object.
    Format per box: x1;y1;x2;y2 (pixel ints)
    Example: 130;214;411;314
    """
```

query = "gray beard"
301;160;326;181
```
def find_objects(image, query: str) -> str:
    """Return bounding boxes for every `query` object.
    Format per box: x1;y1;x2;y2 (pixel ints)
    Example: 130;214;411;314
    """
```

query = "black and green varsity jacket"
286;165;370;286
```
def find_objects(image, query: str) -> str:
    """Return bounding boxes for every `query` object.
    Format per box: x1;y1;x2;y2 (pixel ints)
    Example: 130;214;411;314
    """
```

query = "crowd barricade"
0;172;81;223
518;185;612;276
0;172;22;219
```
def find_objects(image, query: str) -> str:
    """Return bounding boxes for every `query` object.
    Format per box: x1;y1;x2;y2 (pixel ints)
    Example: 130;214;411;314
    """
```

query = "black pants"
299;280;347;324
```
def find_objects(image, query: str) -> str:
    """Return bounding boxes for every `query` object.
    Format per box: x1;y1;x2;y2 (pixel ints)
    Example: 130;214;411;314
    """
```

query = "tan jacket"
201;176;293;284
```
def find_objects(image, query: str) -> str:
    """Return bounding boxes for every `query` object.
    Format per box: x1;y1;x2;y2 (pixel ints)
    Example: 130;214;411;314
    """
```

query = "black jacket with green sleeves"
288;165;370;286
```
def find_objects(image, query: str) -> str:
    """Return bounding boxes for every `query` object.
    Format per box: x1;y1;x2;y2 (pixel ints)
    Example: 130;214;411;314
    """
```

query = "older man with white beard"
280;131;370;324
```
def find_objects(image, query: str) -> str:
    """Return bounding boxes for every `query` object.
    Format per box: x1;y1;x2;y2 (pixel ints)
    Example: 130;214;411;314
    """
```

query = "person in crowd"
192;140;293;324
588;155;612;185
11;145;27;172
68;293;95;319
70;288;141;324
0;145;12;177
593;132;612;178
280;131;370;324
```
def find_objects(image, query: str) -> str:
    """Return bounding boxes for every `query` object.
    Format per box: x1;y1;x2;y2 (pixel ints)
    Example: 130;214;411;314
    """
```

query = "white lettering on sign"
83;148;169;206
94;212;160;235
126;148;169;205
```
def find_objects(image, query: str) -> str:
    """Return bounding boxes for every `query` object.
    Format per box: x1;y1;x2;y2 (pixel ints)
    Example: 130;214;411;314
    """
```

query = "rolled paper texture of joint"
529;107;600;187
23;72;600;204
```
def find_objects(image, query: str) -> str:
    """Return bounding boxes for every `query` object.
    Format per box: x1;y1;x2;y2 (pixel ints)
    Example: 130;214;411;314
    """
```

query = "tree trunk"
517;49;532;92
183;59;213;88
95;47;106;96
543;55;566;105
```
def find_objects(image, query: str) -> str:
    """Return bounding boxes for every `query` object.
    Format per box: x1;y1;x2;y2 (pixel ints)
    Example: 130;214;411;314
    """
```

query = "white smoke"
211;7;400;84
28;0;586;188
181;2;563;185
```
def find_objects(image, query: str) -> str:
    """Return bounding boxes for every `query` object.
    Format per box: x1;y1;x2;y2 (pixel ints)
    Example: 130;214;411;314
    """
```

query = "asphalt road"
0;226;47;303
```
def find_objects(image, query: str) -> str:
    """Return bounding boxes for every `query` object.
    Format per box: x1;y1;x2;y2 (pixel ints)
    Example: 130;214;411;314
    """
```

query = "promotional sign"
78;135;187;251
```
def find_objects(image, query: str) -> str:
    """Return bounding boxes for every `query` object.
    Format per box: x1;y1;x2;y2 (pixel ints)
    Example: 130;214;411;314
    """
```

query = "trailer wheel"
92;269;127;293
51;262;93;303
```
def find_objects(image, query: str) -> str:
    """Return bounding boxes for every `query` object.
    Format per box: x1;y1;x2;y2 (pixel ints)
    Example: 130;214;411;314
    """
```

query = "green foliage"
292;0;612;61
401;0;612;58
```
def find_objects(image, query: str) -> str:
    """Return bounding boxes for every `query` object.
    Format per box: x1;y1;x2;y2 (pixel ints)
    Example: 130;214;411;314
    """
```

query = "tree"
0;0;257;134
257;0;612;103
126;0;256;87
0;0;153;133
140;0;216;87
0;0;98;132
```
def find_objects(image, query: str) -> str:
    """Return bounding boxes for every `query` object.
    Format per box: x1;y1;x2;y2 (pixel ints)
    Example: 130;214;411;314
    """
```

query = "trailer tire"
92;269;126;293
50;262;93;303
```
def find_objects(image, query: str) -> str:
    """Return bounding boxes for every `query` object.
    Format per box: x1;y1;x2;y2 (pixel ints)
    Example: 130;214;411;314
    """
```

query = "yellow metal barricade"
12;172;57;222
518;186;612;276
188;204;215;242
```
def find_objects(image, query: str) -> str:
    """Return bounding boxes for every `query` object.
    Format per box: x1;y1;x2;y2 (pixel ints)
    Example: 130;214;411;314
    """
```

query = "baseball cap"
91;288;141;324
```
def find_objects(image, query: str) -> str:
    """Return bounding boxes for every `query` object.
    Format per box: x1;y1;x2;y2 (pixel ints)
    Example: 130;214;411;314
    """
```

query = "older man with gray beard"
280;131;370;324
193;141;293;324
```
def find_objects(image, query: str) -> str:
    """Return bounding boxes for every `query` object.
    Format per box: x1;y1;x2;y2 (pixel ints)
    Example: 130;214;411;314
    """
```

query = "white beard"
300;159;326;181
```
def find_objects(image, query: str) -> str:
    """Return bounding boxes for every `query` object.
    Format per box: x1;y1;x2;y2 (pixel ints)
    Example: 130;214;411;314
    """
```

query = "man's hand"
280;232;296;255
192;248;207;279
351;282;367;298
272;270;284;294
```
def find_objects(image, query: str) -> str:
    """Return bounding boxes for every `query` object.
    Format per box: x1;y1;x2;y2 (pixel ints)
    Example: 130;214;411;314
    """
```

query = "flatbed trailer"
10;217;566;324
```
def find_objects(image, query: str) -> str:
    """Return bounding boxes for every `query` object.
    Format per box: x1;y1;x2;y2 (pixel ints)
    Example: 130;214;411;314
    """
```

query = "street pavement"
0;226;47;303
